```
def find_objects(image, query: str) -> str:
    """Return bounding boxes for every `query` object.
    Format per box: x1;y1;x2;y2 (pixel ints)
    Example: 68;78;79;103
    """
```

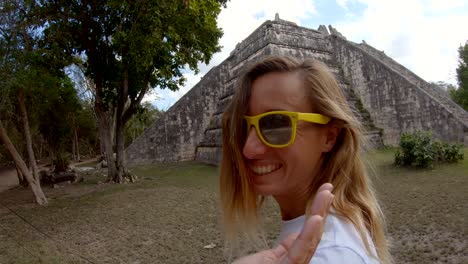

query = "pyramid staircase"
195;21;383;164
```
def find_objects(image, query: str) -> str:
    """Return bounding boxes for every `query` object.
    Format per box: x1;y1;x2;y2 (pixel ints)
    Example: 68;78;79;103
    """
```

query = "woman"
220;56;392;263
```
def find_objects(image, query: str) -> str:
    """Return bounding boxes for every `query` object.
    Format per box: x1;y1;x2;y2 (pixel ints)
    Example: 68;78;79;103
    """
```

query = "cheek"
281;142;317;169
292;133;324;167
298;126;327;152
280;148;319;189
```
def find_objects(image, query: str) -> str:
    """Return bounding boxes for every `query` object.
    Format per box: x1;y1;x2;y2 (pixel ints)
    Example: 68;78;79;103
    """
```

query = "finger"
272;233;298;259
275;232;298;254
272;244;288;260
232;251;271;264
281;215;325;264
311;183;334;217
280;189;334;264
316;183;333;193
310;189;334;218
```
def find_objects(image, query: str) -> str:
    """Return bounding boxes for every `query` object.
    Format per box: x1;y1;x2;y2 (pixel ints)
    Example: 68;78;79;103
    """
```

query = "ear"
321;123;340;153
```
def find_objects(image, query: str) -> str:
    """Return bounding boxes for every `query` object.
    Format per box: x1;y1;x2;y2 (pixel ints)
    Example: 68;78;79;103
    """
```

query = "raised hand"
232;183;334;264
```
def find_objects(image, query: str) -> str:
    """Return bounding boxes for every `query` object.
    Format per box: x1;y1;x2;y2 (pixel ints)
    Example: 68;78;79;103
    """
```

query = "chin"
253;184;280;196
250;169;286;196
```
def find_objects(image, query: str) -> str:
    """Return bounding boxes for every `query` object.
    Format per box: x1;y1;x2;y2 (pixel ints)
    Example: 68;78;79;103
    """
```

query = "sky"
146;0;468;110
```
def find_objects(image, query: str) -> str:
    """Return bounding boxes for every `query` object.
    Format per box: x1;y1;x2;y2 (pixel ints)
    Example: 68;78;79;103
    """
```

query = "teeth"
251;164;281;175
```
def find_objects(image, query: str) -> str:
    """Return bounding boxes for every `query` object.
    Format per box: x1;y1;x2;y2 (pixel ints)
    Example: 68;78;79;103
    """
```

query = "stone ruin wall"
331;36;468;145
125;64;229;164
126;19;468;166
356;41;468;128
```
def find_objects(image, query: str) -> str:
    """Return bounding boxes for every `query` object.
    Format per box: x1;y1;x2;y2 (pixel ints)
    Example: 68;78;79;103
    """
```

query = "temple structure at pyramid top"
126;15;468;165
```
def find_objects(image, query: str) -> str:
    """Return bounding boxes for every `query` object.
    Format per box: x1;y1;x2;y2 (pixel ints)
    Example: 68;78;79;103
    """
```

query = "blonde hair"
220;56;392;263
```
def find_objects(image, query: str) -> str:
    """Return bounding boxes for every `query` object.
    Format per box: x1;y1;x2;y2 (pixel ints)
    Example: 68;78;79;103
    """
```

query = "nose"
243;127;268;159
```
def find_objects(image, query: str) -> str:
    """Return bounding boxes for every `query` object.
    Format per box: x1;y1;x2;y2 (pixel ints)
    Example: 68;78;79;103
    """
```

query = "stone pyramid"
126;16;468;165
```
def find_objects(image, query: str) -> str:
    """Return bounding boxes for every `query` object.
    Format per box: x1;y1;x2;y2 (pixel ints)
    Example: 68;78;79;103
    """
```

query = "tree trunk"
0;121;47;205
15;165;28;187
97;109;105;158
98;128;105;157
74;126;80;161
71;114;80;162
18;89;40;183
114;67;149;184
115;117;125;183
114;67;129;183
72;133;76;161
48;145;55;160
71;115;76;161
38;137;44;160
93;77;118;181
95;104;117;181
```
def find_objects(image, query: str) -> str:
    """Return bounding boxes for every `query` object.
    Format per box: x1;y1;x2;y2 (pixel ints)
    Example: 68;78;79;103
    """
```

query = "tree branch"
122;83;149;124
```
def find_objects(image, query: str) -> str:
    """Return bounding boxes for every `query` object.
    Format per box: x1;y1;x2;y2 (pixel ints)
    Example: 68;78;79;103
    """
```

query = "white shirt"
277;214;380;264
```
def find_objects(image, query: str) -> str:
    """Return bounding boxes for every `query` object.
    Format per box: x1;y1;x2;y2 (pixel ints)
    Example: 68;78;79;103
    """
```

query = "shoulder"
312;214;379;264
311;246;375;264
277;213;380;264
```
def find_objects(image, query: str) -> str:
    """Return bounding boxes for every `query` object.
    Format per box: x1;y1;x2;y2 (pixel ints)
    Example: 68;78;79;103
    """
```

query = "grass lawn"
0;149;467;263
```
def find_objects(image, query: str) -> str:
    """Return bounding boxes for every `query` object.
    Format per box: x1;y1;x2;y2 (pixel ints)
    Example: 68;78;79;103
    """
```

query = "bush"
53;153;70;173
440;142;464;163
394;131;464;168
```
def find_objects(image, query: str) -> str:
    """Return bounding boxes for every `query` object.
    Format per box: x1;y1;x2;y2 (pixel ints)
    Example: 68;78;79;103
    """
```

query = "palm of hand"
232;183;334;264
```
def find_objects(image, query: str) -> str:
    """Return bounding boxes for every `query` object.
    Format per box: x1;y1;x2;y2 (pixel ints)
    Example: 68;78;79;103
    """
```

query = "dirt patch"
0;164;230;263
0;167;19;193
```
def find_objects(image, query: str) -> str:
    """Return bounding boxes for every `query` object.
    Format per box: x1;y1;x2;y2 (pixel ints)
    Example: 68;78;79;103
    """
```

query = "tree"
73;103;99;159
450;41;468;111
39;0;226;182
0;121;47;204
125;102;162;147
1;0;78;204
0;0;48;204
431;81;456;92
66;63;100;159
38;79;81;155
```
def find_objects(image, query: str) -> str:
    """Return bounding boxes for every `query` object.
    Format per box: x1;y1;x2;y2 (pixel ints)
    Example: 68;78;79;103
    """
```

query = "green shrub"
53;153;70;173
441;142;464;163
394;131;464;168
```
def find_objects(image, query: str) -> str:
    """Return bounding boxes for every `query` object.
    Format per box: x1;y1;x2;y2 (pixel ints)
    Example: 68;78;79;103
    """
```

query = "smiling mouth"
250;164;282;175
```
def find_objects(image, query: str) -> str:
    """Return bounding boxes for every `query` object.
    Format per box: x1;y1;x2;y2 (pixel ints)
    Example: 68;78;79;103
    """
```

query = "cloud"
151;0;318;109
204;0;317;70
427;0;467;12
390;33;412;58
334;0;468;84
148;71;201;110
336;0;350;10
148;0;468;110
142;89;162;104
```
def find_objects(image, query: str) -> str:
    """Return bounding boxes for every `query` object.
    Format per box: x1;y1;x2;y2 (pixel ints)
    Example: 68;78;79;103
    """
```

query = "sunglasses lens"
259;114;292;145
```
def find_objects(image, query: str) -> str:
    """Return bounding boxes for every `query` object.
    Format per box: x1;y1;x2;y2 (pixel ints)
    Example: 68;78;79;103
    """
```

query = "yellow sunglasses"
243;111;331;148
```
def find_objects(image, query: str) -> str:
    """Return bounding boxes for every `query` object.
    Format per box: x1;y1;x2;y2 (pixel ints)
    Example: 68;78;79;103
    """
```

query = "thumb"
281;215;325;264
271;233;299;259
